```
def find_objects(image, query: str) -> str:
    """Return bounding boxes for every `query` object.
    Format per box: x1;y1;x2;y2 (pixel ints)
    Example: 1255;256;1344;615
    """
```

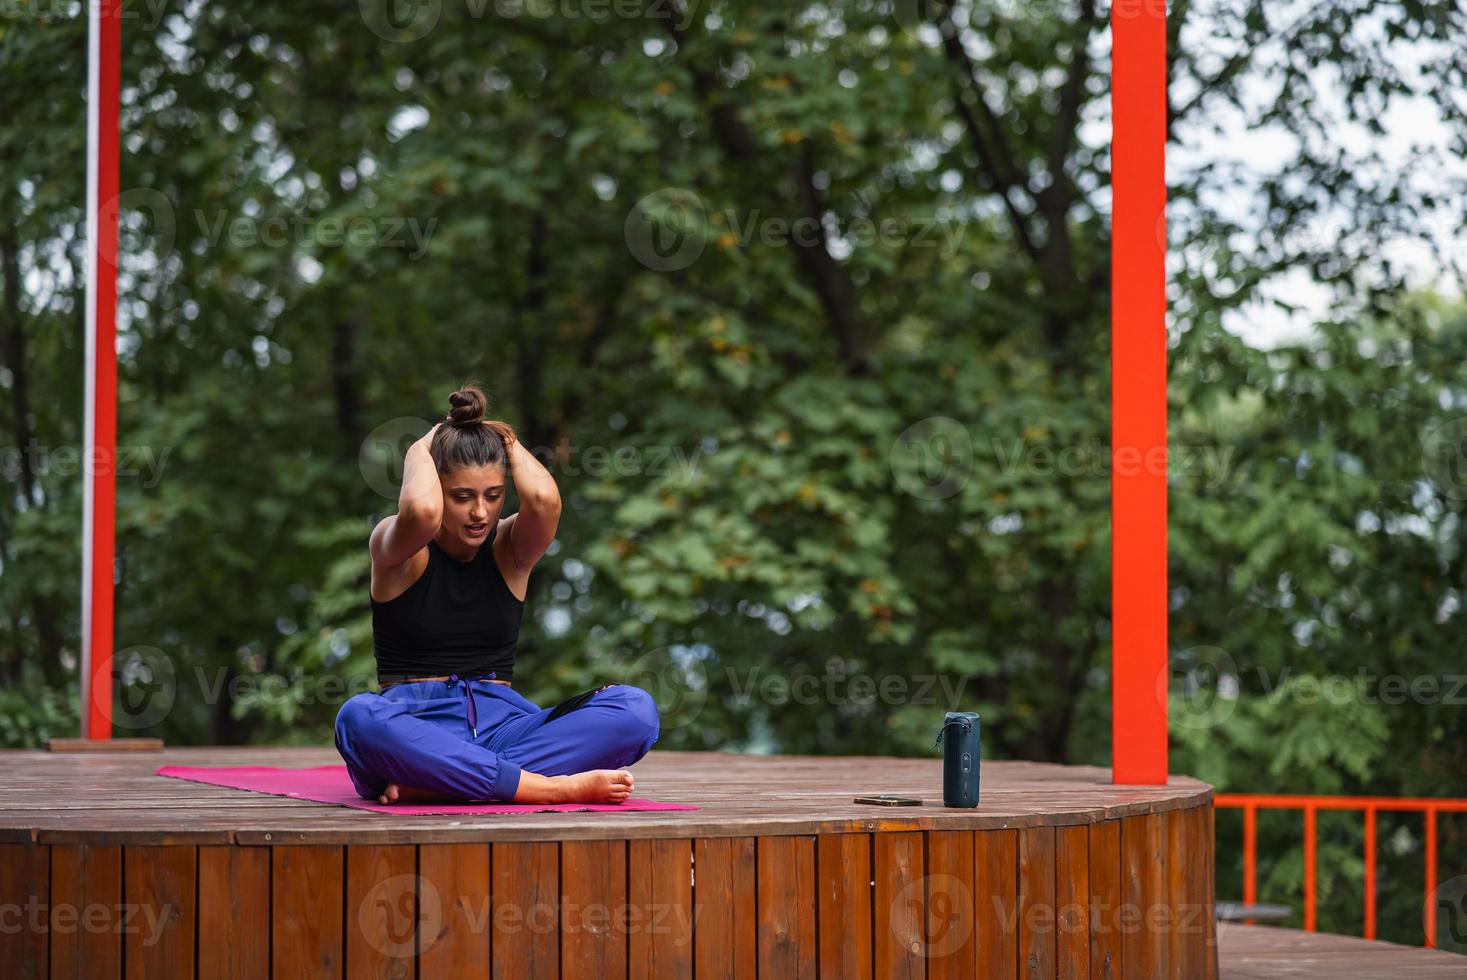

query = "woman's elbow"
524;490;561;514
399;500;443;532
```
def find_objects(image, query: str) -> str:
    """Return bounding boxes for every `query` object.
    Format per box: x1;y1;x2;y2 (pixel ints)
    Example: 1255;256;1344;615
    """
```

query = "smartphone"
853;795;923;806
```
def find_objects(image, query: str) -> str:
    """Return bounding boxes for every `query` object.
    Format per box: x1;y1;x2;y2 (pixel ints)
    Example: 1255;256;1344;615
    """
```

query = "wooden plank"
419;843;491;977
756;834;817;979
974;828;1018;980
1088;820;1122;980
817;833;873;979
561;840;627;979
48;843;121;980
0;843;49;979
491;841;558;979
1204;805;1218;980
1122;813;1166;980
874;831;924;979
1177;806;1207;979
1120;815;1144;979
199;845;269;980
1185;803;1208;979
1144;811;1168;979
123;845;195;979
1056;823;1090;980
272;845;343;979
927;830;977;979
1166;809;1187;973
344;845;415;980
693;837;756;980
44;739;164;752
628;838;694;979
1019;826;1057;979
1121;816;1147;980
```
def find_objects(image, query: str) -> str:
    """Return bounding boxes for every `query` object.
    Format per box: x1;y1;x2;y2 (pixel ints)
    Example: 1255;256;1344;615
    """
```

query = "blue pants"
333;678;661;802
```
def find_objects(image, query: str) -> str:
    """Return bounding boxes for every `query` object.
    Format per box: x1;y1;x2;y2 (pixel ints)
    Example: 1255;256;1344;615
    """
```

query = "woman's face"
440;464;507;545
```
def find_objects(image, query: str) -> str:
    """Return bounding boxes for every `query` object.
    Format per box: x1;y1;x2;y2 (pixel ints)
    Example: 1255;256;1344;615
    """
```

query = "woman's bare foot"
509;767;635;803
554;768;635;803
378;769;636;805
377;782;454;805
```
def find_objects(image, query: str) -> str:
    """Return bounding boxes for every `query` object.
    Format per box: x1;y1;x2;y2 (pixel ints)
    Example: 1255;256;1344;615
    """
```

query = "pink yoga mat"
156;764;700;816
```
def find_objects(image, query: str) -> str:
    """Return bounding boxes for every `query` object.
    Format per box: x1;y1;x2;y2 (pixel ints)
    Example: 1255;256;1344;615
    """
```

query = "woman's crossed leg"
334;682;660;805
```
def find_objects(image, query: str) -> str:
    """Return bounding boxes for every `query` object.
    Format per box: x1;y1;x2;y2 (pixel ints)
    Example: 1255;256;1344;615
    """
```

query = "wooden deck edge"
44;738;166;752
11;793;1216;846
214;796;1215;846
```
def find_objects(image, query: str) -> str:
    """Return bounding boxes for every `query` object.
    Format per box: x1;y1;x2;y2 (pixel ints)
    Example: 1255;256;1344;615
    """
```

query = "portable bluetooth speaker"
935;711;981;808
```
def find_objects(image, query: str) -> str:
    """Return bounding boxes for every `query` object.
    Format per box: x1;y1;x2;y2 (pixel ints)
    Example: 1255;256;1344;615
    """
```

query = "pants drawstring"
447;672;497;739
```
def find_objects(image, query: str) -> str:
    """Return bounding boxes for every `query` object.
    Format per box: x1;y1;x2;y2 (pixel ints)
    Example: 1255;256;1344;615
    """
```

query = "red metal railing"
1215;794;1467;948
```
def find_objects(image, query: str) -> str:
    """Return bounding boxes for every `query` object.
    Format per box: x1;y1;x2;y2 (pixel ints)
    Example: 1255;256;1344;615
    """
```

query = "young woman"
334;385;660;804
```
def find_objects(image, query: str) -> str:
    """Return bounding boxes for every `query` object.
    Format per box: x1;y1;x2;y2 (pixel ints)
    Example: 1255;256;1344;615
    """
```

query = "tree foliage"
2;0;1466;944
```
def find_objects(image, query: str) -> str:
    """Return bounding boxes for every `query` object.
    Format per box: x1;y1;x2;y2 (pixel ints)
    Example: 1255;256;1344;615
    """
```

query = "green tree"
2;0;1465;943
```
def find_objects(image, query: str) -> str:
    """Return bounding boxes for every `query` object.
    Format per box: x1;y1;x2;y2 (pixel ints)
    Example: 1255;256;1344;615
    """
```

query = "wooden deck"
1218;924;1467;977
0;746;1213;844
0;747;1223;978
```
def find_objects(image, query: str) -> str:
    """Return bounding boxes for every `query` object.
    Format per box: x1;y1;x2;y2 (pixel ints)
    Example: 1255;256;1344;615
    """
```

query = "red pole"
1364;805;1377;939
1425;807;1438;948
1303;804;1317;931
1110;0;1169;784
81;0;122;741
1243;804;1257;923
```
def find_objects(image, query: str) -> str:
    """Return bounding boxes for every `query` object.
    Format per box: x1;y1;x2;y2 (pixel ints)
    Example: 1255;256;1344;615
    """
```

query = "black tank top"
371;526;526;683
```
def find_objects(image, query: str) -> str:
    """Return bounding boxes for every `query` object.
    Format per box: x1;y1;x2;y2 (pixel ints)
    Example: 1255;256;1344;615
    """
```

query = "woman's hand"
482;420;519;456
416;421;443;448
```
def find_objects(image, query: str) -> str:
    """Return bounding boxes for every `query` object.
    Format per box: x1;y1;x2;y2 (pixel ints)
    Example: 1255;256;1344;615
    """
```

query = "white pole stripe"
79;0;103;739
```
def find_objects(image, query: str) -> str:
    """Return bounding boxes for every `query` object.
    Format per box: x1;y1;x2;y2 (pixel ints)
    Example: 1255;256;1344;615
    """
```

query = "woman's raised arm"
370;424;444;567
500;433;561;572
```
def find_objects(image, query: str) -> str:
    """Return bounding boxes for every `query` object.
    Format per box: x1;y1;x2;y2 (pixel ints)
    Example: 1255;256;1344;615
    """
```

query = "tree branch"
1044;0;1097;193
1169;50;1254;131
938;14;1043;265
788;143;868;372
664;12;870;373
1033;0;1100;359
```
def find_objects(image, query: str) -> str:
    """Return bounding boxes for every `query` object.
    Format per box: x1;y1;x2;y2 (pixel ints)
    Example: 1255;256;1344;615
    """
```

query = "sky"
1164;3;1466;348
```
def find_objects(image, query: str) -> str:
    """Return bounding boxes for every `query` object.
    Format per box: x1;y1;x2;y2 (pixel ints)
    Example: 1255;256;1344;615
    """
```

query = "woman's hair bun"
446;385;487;427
